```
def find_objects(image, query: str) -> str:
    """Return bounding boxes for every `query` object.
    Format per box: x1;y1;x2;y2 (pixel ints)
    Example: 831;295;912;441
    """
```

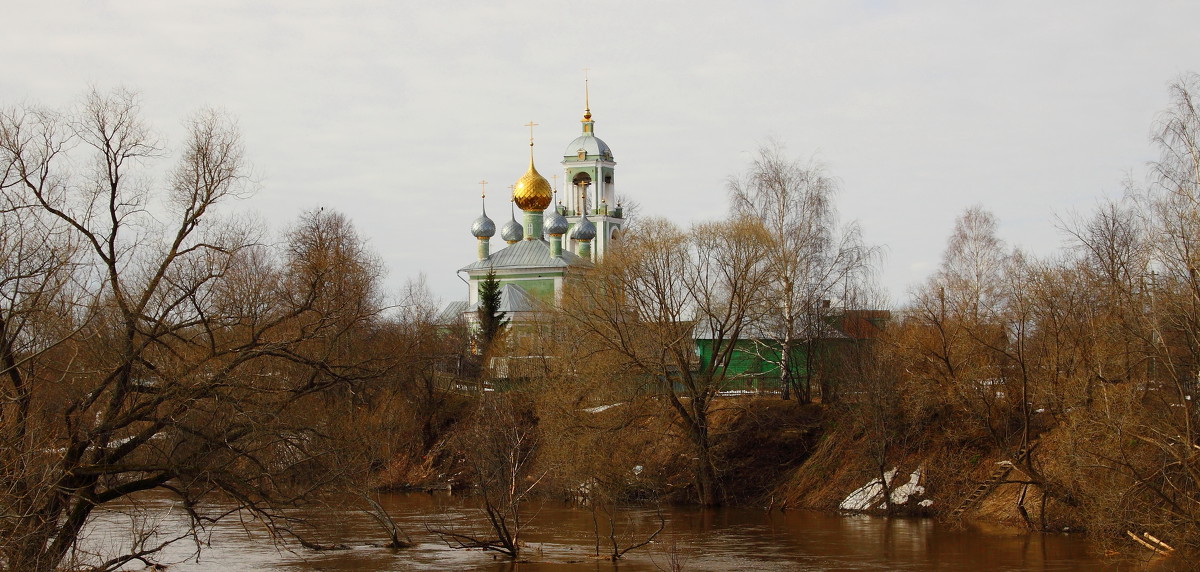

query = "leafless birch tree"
728;143;877;402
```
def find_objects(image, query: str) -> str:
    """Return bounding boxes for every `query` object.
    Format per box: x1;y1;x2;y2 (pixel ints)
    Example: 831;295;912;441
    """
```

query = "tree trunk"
693;432;719;506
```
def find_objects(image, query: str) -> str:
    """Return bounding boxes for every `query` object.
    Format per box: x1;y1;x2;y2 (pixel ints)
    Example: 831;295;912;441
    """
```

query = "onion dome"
471;205;495;238
501;210;523;242
513;156;553;211
570;212;596;241
545;206;569;236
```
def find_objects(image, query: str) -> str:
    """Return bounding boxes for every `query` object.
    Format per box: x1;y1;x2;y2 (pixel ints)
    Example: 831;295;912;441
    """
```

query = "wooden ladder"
947;439;1040;520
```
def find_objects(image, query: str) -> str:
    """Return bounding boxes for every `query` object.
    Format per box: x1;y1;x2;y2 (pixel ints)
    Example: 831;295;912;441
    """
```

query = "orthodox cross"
524;121;538;146
478;179;487;198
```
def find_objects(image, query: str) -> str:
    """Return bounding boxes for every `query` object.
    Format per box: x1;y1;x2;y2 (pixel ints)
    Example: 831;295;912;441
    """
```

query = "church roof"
459;239;591;273
437;300;470;324
493;283;541;313
564;134;612;161
437;283;546;325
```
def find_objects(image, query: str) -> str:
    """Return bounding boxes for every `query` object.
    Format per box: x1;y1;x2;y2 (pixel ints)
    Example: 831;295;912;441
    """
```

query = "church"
441;96;624;327
439;94;888;391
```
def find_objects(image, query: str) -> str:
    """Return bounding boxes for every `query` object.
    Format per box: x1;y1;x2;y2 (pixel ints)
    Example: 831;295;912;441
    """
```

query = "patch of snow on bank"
839;467;928;511
584;403;619;413
840;468;897;511
885;468;925;508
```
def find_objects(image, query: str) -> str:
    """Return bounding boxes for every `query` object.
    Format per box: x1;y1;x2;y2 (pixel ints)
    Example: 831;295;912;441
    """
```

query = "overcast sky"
6;1;1198;307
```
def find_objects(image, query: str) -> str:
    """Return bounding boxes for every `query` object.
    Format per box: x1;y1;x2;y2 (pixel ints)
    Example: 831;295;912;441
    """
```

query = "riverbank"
368;391;1186;565
374;395;1027;518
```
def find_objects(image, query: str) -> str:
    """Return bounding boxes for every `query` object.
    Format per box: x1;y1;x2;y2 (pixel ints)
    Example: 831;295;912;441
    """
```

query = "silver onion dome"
471;211;495;238
570;212;596;241
501;216;524;242
545;207;569;236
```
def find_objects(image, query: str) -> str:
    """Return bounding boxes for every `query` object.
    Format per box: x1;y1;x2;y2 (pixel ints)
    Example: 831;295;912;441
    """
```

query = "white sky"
5;1;1197;307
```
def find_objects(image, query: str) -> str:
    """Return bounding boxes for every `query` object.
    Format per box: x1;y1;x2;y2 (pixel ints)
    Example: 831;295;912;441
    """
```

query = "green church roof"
460;239;591;273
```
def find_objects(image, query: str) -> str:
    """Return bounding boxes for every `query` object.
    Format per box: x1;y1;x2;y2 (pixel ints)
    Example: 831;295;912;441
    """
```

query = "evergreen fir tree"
477;270;509;353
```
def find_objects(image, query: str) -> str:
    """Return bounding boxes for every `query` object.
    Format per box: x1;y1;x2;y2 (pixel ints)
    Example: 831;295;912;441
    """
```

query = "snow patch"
584;403;619;413
839;467;928;512
840;468;896;511
887;468;925;507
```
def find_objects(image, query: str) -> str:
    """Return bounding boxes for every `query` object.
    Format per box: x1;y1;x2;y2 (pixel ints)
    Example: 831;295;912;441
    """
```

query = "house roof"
693;318;850;341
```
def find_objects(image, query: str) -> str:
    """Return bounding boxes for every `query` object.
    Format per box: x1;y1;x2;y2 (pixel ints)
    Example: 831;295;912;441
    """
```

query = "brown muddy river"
78;492;1173;571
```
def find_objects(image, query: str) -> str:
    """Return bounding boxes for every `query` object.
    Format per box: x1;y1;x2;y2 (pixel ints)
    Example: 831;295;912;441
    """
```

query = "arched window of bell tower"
571;172;592;215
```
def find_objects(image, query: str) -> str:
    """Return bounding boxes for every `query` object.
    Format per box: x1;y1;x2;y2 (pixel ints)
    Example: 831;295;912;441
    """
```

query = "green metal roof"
437;283;547;325
460;239;591;273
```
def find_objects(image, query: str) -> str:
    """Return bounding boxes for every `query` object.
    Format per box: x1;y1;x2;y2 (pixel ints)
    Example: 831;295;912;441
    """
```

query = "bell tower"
561;76;623;261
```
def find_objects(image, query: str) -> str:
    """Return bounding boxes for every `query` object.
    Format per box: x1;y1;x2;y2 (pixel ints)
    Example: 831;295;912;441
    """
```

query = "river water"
78;492;1168;571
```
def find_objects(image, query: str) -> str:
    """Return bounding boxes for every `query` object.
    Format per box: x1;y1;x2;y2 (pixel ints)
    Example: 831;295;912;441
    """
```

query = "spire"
581;69;595;133
583;68;592;121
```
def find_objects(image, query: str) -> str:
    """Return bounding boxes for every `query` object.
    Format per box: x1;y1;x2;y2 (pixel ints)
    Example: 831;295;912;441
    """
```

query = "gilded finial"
582;68;592;120
479;179;488;199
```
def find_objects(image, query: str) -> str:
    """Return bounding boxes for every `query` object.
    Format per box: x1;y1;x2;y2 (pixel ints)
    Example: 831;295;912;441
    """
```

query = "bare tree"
728;143;877;402
562;217;772;505
0;89;391;571
902;206;1018;446
1063;73;1200;551
430;394;543;558
528;321;668;561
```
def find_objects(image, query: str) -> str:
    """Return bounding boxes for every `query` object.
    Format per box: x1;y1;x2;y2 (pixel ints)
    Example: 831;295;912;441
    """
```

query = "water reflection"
78;492;1149;571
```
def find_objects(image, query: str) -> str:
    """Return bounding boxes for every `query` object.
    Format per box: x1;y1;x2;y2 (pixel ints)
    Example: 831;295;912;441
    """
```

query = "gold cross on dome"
478;179;487;198
524;121;538;146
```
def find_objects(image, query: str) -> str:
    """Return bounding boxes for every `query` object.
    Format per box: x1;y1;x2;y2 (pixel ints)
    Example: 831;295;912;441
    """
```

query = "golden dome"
513;156;553;211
